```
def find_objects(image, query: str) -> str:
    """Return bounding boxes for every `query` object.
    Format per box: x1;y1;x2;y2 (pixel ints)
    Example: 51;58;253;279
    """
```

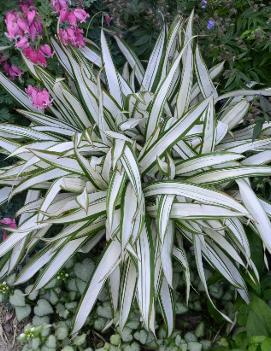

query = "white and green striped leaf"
72;240;121;333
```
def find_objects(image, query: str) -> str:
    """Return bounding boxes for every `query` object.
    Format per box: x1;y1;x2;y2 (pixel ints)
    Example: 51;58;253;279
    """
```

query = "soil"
0;304;25;351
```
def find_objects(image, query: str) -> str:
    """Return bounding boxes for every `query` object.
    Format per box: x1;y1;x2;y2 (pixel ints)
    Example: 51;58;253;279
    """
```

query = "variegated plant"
1;13;271;335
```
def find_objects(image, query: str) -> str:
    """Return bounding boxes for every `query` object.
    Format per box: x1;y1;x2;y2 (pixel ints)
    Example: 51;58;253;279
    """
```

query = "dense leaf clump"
0;13;271;335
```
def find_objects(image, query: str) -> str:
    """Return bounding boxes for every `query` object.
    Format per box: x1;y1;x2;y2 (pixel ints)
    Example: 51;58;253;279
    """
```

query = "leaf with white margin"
237;179;271;253
194;234;232;322
119;257;137;330
51;38;73;76
175;13;193;118
173;245;190;304
145;182;248;214
107;168;126;230
76;187;89;213
79;43;102;67
72;239;121;333
205;228;245;267
74;133;107;189
175;152;243;175
220;100;249;131
0;125;59;141
14;245;55;285
195;45;218;99
146;37;193;139
43;199;106;224
140;98;210;173
8;190;41;275
161;15;183;79
33;236;88;290
204;239;249;301
109;265;121;312
215;121;228;144
190;166;271;184
0;215;46;257
157;194;175;243
224;218;250;259
190;61;224;101
161;220;174;287
216;88;271;102
121;145;143;203
101;30;123;107
11;168;68;197
121;183;138;249
242;150;271;165
160;203;244;219
201;97;215;153
158;276;174;337
114;36;145;84
17;109;77;132
136;224;154;330
0;187;11;206
141;25;166;92
0;71;39;112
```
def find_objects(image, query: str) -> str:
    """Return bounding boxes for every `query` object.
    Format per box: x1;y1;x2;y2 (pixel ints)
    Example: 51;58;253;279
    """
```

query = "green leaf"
246;295;271;337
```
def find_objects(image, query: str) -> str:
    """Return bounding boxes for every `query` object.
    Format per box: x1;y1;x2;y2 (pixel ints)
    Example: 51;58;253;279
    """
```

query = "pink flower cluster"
0;54;23;80
23;44;53;66
2;62;23;80
5;3;42;44
0;218;16;241
5;0;53;67
26;85;52;110
51;0;68;13
51;0;89;48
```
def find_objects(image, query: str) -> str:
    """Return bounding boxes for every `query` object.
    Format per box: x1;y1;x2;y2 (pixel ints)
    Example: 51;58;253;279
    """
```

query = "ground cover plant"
1;251;236;350
1;1;271;350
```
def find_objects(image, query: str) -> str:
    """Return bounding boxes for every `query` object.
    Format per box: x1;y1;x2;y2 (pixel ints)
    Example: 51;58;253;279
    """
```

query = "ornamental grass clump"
0;12;271;335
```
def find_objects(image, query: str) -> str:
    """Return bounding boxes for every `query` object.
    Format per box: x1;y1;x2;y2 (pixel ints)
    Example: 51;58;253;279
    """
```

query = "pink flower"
2;62;23;80
26;9;36;25
0;218;16;241
29;17;43;41
59;27;85;47
17;17;29;33
5;11;20;39
25;85;52;110
51;0;69;13
104;15;112;26
40;44;54;58
60;8;89;25
15;36;29;49
73;9;89;23
23;45;53;66
5;5;43;44
23;47;47;66
19;0;34;12
59;9;77;26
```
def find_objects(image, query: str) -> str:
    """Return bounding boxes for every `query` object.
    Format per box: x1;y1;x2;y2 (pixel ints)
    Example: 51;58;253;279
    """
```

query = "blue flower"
201;0;208;9
207;19;215;30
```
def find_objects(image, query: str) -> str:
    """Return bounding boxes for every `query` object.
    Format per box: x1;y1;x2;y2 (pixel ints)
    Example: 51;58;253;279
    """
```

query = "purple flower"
201;0;207;9
207;19;215;30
